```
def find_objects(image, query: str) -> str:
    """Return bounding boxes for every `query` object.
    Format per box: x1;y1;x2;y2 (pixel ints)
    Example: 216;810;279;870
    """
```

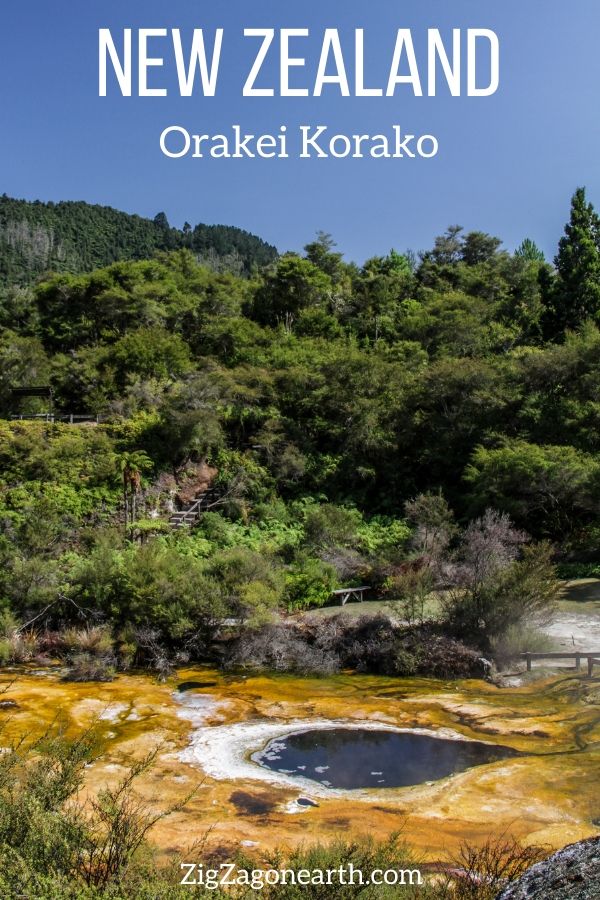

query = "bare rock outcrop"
497;836;600;900
176;461;218;505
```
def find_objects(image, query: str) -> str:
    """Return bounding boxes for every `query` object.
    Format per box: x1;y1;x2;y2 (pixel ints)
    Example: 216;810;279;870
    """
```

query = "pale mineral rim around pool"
175;691;520;798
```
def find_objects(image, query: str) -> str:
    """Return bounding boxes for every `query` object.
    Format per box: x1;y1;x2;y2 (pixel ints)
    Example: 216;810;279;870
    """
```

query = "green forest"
0;195;278;284
1;187;599;679
2;189;600;899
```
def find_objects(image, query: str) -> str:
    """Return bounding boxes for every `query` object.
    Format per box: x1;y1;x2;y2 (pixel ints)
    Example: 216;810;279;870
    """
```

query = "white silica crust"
174;690;231;727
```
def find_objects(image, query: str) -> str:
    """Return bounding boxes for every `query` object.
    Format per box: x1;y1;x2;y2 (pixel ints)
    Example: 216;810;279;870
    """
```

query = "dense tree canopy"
543;187;600;338
0;194;278;285
0;187;598;673
3;190;600;535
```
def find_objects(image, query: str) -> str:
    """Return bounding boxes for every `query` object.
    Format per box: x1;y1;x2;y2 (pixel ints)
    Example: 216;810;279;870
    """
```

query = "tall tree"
153;211;170;230
247;254;331;329
460;232;502;266
119;451;152;530
544;188;600;338
514;238;545;262
304;232;344;281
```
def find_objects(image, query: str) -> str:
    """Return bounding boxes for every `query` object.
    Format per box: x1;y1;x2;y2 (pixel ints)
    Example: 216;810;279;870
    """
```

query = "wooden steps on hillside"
169;487;220;529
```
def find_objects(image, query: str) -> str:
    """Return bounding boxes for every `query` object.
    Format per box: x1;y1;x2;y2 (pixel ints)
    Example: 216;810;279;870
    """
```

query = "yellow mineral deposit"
1;668;599;862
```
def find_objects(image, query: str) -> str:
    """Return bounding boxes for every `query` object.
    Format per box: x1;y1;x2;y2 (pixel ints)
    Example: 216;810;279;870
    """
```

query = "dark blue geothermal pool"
254;728;520;789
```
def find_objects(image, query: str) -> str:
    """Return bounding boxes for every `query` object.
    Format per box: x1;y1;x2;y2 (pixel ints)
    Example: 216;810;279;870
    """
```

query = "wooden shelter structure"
10;385;54;420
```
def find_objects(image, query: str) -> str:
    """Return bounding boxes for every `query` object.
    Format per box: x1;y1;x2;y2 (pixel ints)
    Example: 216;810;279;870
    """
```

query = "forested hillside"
0;188;599;678
0;194;278;284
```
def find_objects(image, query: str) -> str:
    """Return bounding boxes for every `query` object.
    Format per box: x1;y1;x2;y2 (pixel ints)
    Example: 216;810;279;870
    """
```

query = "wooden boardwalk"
521;651;600;676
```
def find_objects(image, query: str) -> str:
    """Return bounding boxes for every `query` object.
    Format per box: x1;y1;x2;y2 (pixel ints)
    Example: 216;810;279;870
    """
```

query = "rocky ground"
546;579;600;654
498;836;600;900
545;610;600;654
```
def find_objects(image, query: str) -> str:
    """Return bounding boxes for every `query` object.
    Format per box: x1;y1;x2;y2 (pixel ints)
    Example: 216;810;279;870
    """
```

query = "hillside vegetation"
1;189;599;675
0;195;278;284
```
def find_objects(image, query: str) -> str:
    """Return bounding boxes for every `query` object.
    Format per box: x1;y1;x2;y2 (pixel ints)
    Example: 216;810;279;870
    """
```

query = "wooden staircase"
169;487;220;529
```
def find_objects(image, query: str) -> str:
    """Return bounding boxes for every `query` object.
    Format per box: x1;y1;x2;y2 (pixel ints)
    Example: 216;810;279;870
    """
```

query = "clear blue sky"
1;1;600;262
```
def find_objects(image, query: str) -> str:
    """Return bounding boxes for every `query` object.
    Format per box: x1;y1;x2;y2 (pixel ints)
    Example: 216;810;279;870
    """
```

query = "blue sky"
1;1;600;262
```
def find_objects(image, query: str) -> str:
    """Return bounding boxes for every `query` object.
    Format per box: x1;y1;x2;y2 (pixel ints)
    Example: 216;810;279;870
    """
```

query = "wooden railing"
10;413;100;423
521;652;600;676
